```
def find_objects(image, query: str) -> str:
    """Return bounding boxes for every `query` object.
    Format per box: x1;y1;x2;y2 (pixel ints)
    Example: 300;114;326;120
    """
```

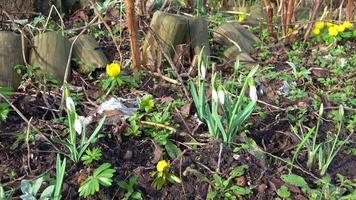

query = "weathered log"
70;34;109;73
0;31;27;88
188;16;211;57
142;11;189;69
30;32;71;82
223;45;255;64
213;22;260;53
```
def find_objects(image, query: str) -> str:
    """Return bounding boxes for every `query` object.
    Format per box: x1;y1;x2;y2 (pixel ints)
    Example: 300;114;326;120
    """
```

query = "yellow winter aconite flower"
238;13;247;22
327;21;334;27
337;24;346;32
156;160;169;172
106;63;121;77
328;26;339;36
342;21;353;29
313;28;321;36
314;21;325;29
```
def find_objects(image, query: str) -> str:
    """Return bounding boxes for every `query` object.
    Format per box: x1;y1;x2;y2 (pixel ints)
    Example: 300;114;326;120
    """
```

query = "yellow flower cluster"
106;63;121;77
156;160;169;177
313;21;353;37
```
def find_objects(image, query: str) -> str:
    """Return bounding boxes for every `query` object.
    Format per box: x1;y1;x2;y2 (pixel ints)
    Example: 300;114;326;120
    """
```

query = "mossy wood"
142;11;189;69
70;34;109;73
30;32;71;82
188;17;211;57
0;31;27;88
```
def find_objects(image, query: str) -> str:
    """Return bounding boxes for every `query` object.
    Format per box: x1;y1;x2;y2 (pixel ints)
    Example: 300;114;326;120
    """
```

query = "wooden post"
125;0;141;72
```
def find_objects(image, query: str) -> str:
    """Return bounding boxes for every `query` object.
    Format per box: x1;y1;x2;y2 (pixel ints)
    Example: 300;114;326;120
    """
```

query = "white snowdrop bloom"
212;88;218;103
74;116;84;135
201;64;206;80
66;97;75;112
249;85;258;101
218;89;225;105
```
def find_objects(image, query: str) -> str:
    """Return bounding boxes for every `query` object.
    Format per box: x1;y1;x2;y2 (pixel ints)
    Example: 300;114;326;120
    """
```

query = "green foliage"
0;102;10;122
20;177;54;200
81;147;102;165
125;113;142;137
189;51;258;146
118;176;143;200
281;173;356;200
291;104;348;175
277;185;291;199
207;165;250;200
139;95;155;112
0;86;13;122
79;163;115;197
63;84;106;163
0;184;14;200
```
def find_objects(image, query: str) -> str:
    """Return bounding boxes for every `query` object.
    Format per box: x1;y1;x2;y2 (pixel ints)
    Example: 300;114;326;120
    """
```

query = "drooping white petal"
74;117;83;135
212;89;218;103
218;89;225;105
201;64;206;80
249;85;258;101
66;97;75;112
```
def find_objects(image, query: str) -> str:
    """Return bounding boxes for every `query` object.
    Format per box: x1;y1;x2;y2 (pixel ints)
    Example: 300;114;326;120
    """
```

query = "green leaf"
281;174;309;189
165;141;182;159
229;165;248;179
277;186;291;198
39;185;54;199
0;103;10;122
139;95;155;112
231;185;250;196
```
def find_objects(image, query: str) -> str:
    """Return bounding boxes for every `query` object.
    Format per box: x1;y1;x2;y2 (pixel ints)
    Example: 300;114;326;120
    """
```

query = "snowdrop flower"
200;63;206;80
249;85;258;101
212;88;218;103
74;116;93;135
66;97;75;112
217;89;225;105
74;116;83;135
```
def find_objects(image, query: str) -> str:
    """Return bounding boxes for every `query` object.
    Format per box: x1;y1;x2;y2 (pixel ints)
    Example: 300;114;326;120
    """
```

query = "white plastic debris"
97;97;138;119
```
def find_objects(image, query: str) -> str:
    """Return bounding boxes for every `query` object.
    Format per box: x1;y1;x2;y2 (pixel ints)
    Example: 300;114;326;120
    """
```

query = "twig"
216;142;223;173
26;118;33;174
144;21;191;100
0;93;60;151
140;120;177;132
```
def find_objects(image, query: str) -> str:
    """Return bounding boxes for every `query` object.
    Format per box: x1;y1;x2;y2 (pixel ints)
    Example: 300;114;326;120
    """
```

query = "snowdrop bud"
201;64;206;80
212;89;218;103
66;97;75;112
249;85;258;101
218;89;225;105
74;116;84;135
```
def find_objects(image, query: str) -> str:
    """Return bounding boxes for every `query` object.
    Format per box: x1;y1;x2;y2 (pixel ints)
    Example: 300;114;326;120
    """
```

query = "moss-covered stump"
0;31;27;88
70;34;109;73
142;11;189;69
30;32;71;82
188;17;211;57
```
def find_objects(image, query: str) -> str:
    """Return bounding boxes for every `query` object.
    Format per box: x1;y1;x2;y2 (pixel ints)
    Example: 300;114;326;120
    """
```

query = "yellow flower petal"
328;26;338;36
157;160;169;172
342;21;353;29
337;25;345;32
313;28;320;36
106;63;121;77
314;22;325;30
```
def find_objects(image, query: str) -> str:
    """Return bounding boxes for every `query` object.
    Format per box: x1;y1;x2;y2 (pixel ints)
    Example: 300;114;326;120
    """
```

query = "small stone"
124;150;133;160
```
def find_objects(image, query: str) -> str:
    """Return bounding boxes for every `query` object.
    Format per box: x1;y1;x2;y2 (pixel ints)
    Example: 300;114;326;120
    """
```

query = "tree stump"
70;34;109;73
30;32;71;82
188;16;211;57
0;31;27;88
142;11;189;70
